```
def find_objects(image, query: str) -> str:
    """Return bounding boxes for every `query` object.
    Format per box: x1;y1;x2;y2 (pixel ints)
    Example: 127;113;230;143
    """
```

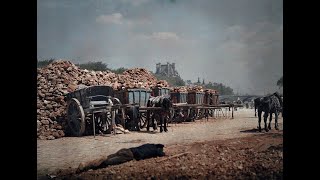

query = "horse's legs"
275;111;279;130
268;112;272;130
146;110;150;131
258;109;262;132
152;114;157;131
263;111;269;132
135;112;140;131
164;112;168;132
160;114;163;133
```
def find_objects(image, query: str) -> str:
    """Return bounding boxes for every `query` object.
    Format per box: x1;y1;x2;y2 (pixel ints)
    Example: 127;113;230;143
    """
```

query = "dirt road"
37;108;283;178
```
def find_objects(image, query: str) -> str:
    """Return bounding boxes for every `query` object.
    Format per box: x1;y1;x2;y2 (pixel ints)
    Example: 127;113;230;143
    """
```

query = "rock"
37;120;41;129
52;132;60;138
38;135;46;140
58;130;65;137
47;135;55;140
41;120;50;125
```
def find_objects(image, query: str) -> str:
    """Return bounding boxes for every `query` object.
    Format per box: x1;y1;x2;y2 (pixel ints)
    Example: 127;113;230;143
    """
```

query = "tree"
111;67;128;74
277;76;283;89
154;74;185;87
78;61;109;71
203;82;234;95
37;58;55;68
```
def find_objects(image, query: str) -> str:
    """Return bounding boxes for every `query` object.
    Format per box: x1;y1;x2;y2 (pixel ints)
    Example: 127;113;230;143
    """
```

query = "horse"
257;92;283;132
254;97;262;117
146;95;172;132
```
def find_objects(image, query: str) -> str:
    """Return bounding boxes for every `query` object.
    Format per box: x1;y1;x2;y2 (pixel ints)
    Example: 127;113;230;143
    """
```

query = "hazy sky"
37;0;283;95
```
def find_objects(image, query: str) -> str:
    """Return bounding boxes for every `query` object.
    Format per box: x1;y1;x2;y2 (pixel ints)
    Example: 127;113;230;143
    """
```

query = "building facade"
155;62;179;77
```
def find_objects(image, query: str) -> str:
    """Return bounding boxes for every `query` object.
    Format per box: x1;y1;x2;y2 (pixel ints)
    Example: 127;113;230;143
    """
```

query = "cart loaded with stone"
65;85;123;136
65;85;158;136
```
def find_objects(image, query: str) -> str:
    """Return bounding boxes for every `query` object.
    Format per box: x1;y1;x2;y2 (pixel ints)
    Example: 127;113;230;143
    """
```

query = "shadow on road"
240;128;260;133
135;130;159;134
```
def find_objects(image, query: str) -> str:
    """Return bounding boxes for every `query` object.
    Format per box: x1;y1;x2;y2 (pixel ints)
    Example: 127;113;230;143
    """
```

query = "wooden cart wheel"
67;98;85;136
197;109;205;119
139;112;148;129
167;109;174;123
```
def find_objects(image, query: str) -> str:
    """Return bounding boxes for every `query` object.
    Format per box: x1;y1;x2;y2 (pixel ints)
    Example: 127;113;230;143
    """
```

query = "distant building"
155;62;179;77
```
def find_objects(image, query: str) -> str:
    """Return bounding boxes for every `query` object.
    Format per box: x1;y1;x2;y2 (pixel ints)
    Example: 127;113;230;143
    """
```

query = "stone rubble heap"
204;89;218;94
171;86;205;93
37;60;169;140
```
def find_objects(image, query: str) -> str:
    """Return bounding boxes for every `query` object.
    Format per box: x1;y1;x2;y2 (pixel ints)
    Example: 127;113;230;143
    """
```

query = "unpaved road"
37;108;283;178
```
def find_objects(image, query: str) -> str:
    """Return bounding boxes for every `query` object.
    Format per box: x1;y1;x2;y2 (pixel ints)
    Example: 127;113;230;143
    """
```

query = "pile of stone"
37;60;169;140
171;86;188;93
156;80;169;88
118;68;169;90
187;86;204;92
204;89;218;94
171;86;205;93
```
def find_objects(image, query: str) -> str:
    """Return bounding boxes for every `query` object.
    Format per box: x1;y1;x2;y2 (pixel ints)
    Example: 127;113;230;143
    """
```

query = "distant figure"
76;143;165;173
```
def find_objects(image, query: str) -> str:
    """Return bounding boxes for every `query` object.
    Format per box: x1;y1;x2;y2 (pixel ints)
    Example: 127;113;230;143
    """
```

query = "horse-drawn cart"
65;85;120;136
114;88;152;131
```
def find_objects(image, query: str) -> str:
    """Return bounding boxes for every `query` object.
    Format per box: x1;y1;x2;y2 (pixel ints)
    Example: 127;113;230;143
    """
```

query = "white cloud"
133;32;180;41
119;0;150;6
96;13;151;27
96;13;123;24
126;17;152;28
150;32;180;40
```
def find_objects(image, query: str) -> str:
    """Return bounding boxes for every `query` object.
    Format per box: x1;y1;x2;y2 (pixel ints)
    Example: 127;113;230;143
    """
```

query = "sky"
37;0;283;95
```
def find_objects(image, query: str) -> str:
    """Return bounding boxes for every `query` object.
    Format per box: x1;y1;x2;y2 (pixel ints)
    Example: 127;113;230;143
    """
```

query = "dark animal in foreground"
257;92;283;132
254;97;262;117
146;95;172;132
76;143;165;173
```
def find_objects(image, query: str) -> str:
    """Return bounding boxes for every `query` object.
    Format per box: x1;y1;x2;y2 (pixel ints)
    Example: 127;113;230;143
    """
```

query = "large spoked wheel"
67;98;85;136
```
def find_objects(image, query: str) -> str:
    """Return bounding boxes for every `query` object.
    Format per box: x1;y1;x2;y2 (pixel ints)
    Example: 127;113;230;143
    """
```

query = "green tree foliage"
277;76;283;88
77;62;127;74
154;74;185;86
37;58;55;68
111;67;128;74
204;82;234;95
78;61;109;71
